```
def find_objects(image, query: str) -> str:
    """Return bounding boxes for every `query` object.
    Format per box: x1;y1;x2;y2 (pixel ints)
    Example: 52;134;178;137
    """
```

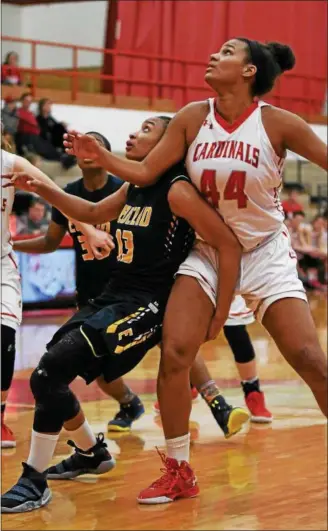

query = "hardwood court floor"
1;294;327;531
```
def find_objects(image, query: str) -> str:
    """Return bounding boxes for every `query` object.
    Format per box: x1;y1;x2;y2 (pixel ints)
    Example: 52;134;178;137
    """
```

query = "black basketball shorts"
47;289;167;384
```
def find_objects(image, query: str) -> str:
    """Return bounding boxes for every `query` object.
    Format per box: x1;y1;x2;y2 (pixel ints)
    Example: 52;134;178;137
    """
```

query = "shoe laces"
67;432;107;454
149;448;180;489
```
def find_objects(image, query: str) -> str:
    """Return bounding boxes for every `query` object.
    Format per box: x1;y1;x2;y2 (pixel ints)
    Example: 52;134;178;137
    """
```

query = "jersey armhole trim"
258;102;285;173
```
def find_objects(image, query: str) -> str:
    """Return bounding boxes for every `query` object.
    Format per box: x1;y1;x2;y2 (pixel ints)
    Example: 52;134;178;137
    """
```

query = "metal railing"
2;35;326;113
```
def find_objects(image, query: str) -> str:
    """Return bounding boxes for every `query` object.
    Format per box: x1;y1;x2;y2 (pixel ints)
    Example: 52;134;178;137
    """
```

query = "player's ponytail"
236;37;296;97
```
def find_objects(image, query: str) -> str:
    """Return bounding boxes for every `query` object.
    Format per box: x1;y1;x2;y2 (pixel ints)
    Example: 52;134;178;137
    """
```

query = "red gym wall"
103;0;327;113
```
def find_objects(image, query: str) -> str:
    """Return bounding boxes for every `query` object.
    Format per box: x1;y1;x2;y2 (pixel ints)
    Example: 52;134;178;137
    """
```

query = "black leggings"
30;329;97;433
223;324;255;364
1;325;16;392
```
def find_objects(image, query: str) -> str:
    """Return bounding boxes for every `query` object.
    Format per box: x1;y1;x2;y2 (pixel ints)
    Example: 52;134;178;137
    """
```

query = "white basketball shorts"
177;227;307;323
225;295;255;327
1;253;22;331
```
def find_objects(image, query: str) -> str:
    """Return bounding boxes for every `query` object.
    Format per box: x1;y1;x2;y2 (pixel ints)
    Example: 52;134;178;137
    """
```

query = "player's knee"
161;339;195;376
289;342;327;385
30;363;53;403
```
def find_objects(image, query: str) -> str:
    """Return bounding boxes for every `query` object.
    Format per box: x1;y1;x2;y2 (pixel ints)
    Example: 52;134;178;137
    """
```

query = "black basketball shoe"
1;462;52;513
208;394;250;438
46;433;115;480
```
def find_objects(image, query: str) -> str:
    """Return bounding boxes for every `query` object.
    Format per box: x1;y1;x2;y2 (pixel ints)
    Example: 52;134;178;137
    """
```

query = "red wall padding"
106;0;327;113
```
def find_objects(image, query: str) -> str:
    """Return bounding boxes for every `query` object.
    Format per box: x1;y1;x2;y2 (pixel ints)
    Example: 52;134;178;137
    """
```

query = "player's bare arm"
64;102;207;186
3;173;129;225
14;221;66;254
168;180;242;339
263;106;328;170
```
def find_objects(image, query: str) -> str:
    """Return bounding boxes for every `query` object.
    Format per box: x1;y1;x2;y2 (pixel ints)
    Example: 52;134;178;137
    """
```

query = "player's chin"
77;159;100;169
125;149;139;161
204;70;217;86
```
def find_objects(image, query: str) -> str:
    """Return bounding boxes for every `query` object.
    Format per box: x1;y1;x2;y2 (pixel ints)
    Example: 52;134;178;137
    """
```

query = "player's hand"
2;172;40;193
87;229;115;260
207;310;226;341
63;131;101;160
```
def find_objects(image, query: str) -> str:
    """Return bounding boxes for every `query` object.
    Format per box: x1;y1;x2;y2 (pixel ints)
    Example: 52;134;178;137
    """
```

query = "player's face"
205;39;256;89
77;135;106;170
125;118;166;161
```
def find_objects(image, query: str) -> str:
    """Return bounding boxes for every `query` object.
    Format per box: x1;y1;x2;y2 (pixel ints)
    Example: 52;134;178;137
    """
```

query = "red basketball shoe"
137;449;199;504
245;391;273;423
1;421;16;448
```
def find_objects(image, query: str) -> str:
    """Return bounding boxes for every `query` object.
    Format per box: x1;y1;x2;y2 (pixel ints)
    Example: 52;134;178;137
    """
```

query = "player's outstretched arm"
14;221;66;254
63;104;202;186
271;108;328;170
3;172;129;225
168;180;242;340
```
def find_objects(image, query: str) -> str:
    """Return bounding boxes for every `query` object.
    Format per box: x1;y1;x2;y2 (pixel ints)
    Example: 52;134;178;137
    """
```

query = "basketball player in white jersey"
1;147;114;448
153;295;272;423
8;37;328;505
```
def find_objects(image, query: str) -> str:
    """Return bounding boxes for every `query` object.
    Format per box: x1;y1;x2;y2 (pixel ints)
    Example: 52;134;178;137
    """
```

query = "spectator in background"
2;96;19;136
1;51;22;86
16;93;75;169
288;211;327;290
282;187;303;218
1;127;16;154
37;98;67;150
17;198;49;235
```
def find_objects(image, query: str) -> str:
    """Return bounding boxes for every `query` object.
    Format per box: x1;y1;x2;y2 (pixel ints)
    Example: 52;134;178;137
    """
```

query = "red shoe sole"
137;485;200;504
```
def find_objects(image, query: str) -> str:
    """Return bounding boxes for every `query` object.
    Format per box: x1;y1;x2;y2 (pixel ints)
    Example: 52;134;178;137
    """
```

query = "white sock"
242;376;259;384
67;419;97;451
166;433;190;464
27;430;59;473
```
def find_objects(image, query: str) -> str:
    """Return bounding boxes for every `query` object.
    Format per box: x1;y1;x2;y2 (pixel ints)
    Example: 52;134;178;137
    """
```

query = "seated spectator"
16;93;75;169
17;198;49;235
37;98;67;150
288;211;309;254
2;96;19;136
289;211;327;290
1;51;22;86
1;127;16;154
282;188;303;218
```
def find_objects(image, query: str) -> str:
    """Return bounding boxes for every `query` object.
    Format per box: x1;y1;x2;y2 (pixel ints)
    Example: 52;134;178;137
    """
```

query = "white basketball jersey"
1;149;16;258
185;99;285;250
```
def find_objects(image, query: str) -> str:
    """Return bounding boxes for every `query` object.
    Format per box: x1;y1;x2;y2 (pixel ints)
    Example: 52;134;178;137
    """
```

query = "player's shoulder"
160;162;191;191
261;104;306;128
174;100;209;123
63;177;84;195
106;174;124;193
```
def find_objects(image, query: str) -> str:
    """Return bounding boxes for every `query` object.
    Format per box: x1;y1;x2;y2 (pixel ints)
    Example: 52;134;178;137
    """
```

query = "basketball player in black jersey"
14;132;146;432
1;116;244;512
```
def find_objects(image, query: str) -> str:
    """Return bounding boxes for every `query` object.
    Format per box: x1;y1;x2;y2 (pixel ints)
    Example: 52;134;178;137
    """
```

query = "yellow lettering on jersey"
129;207;141;226
138;207;152;227
116;229;134;263
117;205;131;224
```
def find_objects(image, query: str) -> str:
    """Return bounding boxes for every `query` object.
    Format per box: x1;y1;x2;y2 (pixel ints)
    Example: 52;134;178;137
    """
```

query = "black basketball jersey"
106;163;195;294
52;175;123;306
